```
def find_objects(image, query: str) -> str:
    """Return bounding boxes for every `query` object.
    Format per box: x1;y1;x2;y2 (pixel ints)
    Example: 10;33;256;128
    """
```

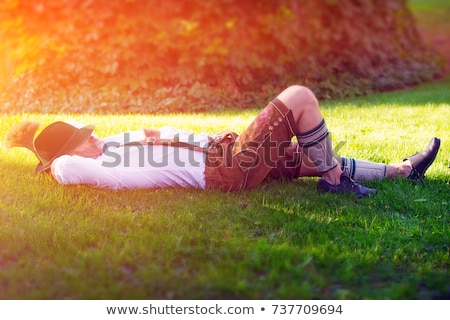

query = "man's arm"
51;155;128;190
50;150;206;190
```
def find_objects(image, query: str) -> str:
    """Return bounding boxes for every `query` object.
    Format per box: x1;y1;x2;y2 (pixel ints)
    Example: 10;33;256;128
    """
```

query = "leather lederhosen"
204;98;300;192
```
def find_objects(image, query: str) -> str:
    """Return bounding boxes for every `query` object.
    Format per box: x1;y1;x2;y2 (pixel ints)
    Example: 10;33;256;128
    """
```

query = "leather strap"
123;138;209;153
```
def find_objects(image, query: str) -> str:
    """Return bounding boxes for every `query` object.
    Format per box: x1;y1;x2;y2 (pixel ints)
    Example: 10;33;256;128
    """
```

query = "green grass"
409;0;450;11
0;74;449;299
409;0;450;32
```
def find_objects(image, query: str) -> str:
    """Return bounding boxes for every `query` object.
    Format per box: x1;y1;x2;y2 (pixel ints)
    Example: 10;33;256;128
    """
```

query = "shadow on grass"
241;178;450;299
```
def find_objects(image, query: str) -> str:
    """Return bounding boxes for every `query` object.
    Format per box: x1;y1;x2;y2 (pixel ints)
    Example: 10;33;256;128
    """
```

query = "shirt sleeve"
51;155;128;190
50;150;206;191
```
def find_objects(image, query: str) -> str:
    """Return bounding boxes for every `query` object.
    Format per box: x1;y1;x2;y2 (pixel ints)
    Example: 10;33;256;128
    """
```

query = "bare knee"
277;85;318;109
276;85;320;120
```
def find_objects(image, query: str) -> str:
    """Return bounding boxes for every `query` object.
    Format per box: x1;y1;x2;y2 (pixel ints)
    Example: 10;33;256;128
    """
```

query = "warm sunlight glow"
0;0;442;114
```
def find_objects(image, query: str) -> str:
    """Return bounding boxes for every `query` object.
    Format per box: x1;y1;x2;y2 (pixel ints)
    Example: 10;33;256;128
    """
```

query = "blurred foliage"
0;0;444;113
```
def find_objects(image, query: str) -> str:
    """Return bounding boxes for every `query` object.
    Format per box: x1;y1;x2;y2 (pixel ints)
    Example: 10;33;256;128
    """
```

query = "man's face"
70;136;104;159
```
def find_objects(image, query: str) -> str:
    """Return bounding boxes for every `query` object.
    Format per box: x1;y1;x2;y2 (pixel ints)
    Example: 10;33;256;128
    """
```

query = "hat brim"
35;124;94;173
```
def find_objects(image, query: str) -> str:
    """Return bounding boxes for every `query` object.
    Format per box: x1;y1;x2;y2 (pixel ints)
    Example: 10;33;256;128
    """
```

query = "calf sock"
341;157;386;181
296;119;338;173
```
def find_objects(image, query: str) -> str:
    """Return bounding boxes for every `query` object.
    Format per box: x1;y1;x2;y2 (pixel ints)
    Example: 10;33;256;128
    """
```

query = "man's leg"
268;152;404;181
275;86;341;183
205;85;376;196
275;86;376;197
269;146;440;182
339;137;440;181
299;156;407;180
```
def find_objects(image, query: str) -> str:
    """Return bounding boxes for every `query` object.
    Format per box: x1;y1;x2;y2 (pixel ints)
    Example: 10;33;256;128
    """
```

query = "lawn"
0;0;449;300
0;74;448;299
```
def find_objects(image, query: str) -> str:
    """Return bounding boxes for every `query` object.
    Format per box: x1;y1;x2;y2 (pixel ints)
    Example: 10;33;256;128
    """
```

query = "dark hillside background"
0;0;443;113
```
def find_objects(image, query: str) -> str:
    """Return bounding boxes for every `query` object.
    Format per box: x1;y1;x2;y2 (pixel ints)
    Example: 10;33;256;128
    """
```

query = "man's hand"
143;129;161;143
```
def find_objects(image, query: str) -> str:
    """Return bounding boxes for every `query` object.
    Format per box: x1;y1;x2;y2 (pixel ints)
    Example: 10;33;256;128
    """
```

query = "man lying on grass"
5;86;441;197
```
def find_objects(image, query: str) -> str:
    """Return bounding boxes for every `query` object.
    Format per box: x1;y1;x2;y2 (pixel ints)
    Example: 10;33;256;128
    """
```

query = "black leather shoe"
317;173;377;198
405;137;441;181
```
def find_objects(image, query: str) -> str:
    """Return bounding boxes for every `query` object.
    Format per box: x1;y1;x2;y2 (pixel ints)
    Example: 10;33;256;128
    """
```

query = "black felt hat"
33;121;94;173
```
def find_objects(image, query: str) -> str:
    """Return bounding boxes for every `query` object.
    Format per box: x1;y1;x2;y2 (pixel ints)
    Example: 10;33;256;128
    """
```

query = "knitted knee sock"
341;157;386;181
297;119;338;173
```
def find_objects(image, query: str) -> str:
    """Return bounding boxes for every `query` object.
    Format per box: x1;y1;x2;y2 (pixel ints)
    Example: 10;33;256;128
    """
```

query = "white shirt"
51;127;210;190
